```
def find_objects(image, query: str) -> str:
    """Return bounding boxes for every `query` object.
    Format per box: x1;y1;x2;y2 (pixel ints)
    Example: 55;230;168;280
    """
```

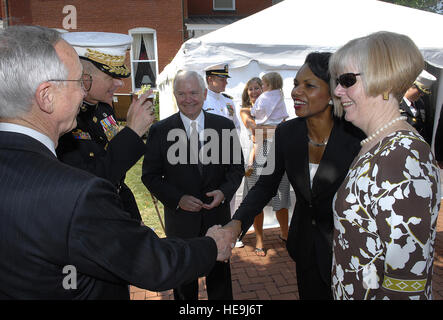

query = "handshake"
205;220;242;262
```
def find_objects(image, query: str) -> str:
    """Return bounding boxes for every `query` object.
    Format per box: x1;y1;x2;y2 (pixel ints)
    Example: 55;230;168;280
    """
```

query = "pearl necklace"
360;116;407;146
308;136;328;147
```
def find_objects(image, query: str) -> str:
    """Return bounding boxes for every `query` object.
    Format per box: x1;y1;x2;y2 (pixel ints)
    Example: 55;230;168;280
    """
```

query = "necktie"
410;102;417;116
190;121;203;174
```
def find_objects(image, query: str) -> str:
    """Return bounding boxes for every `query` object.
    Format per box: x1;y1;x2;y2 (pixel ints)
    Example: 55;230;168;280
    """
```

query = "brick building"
1;0;282;116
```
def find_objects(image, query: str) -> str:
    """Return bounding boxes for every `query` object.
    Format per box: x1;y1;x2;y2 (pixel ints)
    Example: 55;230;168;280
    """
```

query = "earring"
328;99;333;105
383;91;389;100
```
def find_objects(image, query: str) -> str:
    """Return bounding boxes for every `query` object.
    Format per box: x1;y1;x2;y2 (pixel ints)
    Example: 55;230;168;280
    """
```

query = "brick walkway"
131;200;443;300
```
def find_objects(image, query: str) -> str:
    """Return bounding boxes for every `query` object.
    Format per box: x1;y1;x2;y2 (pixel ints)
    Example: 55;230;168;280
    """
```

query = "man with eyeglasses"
56;32;154;222
0;24;233;300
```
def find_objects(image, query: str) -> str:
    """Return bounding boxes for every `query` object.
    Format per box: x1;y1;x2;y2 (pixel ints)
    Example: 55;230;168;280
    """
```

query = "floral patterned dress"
332;130;441;300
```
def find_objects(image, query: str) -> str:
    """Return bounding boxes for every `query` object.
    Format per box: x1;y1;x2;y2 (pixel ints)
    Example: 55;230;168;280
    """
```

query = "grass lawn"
124;156;166;238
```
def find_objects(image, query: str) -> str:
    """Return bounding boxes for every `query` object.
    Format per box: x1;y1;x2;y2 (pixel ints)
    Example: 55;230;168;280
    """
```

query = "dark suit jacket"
57;101;145;221
141;111;244;238
400;98;431;144
0;131;217;299
233;117;362;284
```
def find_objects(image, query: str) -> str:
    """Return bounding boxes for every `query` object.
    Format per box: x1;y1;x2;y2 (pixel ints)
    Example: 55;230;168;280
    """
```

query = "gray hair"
173;70;206;94
0;25;68;118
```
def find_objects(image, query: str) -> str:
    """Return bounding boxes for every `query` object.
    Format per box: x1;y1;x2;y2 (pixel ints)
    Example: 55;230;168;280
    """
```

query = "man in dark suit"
142;70;244;300
400;70;437;144
0;25;233;299
56;32;152;222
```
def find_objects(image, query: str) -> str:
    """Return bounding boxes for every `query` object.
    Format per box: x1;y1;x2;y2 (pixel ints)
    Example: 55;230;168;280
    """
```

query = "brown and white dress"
332;130;441;300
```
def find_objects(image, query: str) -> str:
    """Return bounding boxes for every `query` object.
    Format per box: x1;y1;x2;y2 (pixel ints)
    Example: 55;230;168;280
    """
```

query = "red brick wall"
0;1;4;20
3;0;31;24
187;0;272;16
7;0;184;78
4;0;273;95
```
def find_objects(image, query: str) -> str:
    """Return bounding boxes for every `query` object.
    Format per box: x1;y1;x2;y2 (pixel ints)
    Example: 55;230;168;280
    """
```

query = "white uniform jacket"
203;89;240;129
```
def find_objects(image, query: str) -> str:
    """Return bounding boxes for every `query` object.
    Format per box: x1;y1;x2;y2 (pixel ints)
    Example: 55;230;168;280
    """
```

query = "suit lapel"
400;100;415;117
290;120;312;202
200;111;216;180
170;112;189;165
0;131;56;160
173;112;204;177
172;112;186;132
311;118;356;198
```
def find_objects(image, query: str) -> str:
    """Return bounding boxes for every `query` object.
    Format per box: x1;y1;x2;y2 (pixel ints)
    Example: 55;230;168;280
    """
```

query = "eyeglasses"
336;73;361;88
47;73;93;92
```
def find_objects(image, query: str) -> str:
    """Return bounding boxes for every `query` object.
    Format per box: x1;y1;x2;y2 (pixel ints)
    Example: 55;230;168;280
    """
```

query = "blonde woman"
330;31;441;300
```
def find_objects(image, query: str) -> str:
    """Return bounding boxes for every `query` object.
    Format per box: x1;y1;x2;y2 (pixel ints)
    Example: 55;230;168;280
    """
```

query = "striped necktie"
190;121;202;174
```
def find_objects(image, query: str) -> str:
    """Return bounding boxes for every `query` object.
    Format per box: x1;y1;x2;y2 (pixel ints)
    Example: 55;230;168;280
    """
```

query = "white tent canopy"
158;0;443;116
157;0;443;227
158;0;443;122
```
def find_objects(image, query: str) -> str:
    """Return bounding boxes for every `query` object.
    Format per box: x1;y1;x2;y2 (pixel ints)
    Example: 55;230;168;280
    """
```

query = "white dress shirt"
402;97;418;116
180;110;205;140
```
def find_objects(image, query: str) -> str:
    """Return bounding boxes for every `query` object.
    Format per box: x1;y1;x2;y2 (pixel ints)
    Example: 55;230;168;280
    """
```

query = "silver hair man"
173;70;207;94
0;26;68;118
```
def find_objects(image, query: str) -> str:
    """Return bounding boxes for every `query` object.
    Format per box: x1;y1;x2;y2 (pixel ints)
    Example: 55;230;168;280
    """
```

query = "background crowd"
0;25;441;300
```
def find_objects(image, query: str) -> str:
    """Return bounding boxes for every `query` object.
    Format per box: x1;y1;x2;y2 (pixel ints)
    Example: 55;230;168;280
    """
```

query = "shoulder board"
222;93;233;99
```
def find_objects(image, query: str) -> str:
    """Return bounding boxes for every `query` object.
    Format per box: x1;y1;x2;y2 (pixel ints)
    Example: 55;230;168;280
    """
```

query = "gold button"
89;152;94;157
93;116;97;123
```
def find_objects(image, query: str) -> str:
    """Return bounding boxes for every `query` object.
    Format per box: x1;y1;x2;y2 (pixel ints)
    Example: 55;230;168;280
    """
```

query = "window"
213;0;235;11
129;28;158;91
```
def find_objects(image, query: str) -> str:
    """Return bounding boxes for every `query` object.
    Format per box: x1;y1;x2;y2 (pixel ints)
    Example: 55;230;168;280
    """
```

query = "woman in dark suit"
227;52;363;299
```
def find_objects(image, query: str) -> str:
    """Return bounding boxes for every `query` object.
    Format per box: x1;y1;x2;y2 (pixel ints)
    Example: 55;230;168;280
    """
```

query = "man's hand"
205;225;234;262
178;195;203;212
223;219;242;244
202;190;225;210
126;90;156;137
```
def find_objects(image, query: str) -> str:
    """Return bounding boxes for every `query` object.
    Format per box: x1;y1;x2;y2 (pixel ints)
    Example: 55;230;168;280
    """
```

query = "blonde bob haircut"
329;31;424;117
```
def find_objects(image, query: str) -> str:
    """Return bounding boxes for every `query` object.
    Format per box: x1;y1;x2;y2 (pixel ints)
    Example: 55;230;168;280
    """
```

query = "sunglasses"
336;73;361;88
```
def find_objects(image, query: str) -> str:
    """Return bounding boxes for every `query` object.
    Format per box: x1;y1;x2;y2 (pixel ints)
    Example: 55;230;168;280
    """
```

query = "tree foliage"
380;0;442;14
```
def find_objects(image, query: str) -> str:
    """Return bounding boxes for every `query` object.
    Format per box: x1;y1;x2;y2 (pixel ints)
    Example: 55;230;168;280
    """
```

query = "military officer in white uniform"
400;69;437;144
203;64;240;129
203;64;244;247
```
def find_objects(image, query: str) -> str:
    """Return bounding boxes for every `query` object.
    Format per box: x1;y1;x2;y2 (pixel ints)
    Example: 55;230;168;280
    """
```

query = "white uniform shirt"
402;97;418;117
251;89;289;125
203;89;240;129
